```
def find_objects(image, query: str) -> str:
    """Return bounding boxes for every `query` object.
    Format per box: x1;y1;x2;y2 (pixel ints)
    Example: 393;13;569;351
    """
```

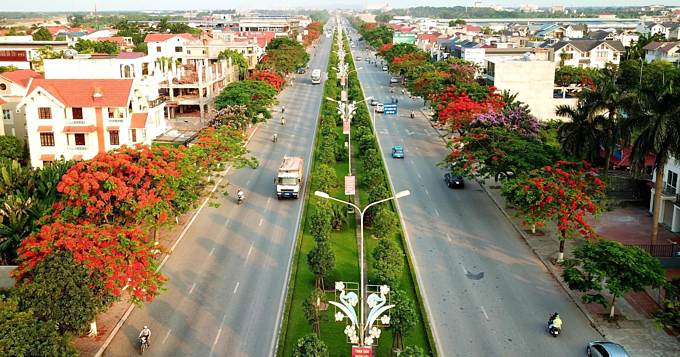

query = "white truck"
276;156;304;199
311;69;321;84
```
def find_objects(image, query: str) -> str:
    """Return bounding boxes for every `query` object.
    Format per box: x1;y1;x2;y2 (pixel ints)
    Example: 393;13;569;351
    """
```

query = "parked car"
370;98;379;106
356;56;362;61
376;103;384;113
587;340;630;357
297;68;306;74
365;56;370;61
390;77;398;83
382;65;388;71
392;146;405;158
444;173;465;188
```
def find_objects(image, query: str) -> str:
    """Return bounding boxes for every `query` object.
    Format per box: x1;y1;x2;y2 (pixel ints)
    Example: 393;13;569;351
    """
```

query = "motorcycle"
281;118;286;125
282;107;285;113
410;111;415;118
273;134;278;143
140;336;149;355
238;195;245;205
547;315;561;338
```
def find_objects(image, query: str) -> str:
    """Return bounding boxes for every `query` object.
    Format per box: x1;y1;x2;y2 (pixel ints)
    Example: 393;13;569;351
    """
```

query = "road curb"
93;123;262;357
478;183;607;338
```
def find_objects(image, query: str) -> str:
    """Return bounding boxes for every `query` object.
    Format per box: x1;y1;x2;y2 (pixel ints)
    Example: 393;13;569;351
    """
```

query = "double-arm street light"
325;96;372;176
315;189;411;346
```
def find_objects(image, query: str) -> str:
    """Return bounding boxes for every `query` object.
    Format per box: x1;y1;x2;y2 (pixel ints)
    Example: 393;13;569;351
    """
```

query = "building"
643;42;680;67
483;50;570;120
144;33;196;64
96;36;135;52
650;155;680;232
519;4;539;12
0;37;71;70
237;15;302;37
184;34;259;70
0;97;5;135
597;12;617;19
637;22;680;39
19;78;165;167
551;40;624;68
0;69;44;140
551;5;566;14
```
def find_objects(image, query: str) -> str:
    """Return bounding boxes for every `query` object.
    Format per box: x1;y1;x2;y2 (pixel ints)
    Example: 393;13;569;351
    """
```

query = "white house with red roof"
19;78;166;167
0;69;44;140
144;33;195;63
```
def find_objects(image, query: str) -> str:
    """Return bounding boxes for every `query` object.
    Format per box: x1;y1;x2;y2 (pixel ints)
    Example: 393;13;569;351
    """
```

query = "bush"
372;238;404;287
336;144;348;163
0;135;24;161
372;208;398;239
291;333;329;357
315;164;337;193
361;148;382;172
309;202;333;242
364;168;384;189
358;134;377;153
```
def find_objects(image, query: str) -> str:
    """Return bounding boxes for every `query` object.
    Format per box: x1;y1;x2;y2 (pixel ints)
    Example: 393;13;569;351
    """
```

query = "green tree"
0;65;19;74
309;202;333;243
562;239;668;317
301;288;327;325
215;80;278;122
133;42;148;54
0;135;25;161
651;276;680;335
15;251;114;335
620;82;680;245
307;241;335;289
217;49;248;79
328;202;349;230
0;297;79;356
401;345;428;357
388;289;418;352
371;208;398;239
31;27;53;41
291;333;329;357
556;103;605;164
372;237;404;287
31;45;64;74
315;164;337;194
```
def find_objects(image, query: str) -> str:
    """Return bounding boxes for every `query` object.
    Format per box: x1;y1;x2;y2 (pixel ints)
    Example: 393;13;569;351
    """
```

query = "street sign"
345;176;356;195
343;121;350;135
383;103;397;115
352;346;372;357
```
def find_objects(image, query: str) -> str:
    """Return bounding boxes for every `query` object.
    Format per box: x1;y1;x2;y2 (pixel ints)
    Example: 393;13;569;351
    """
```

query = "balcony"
64;119;88;125
67;145;91;152
108;118;125;124
149;97;165;108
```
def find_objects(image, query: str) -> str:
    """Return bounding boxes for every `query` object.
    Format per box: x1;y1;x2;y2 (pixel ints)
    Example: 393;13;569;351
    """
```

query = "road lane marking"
410;160;414;164
481;306;489;320
246;181;250;186
233;282;239;294
426;190;429;195
224;219;230;227
244;242;254;267
447;234;451;242
435;209;439;216
210;247;215;256
213;329;222;346
208;315;228;356
189;283;196;294
259;218;263;226
417;173;421;178
162;330;171;344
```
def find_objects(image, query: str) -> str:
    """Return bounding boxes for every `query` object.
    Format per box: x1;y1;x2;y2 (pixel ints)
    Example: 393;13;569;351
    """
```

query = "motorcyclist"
139;326;151;347
548;313;562;332
410;110;415;118
390;87;394;93
273;132;278;143
282;105;285;113
402;89;405;95
237;189;244;202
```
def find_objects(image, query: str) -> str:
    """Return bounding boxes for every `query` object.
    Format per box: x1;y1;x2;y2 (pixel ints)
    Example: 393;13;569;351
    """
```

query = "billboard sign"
383;103;397;115
345;176;356;195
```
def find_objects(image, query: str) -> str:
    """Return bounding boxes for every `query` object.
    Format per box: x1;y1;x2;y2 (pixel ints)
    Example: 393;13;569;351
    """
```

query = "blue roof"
537;24;561;36
64;32;85;37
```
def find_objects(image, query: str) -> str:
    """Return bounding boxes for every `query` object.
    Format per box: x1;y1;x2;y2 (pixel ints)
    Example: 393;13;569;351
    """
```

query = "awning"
36;126;53;132
40;154;55;161
130;113;148;129
72;155;83;161
63;125;97;133
106;126;120;131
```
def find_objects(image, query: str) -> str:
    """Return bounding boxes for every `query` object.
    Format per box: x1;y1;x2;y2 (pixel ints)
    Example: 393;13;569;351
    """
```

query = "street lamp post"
315;189;410;346
325;96;372;176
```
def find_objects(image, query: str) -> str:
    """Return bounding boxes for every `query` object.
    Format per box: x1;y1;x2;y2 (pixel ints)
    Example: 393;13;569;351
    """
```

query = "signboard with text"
352;346;372;357
383;103;397;115
341;90;348;102
343;121;350;135
345;176;356;195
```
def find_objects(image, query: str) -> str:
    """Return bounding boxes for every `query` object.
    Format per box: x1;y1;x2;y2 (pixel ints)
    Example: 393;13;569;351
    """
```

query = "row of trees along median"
371;39;675;324
0;28;329;353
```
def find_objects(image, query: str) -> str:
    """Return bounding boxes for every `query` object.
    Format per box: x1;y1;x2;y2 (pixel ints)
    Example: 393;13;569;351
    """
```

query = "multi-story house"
637;22;680;39
145;33;196;64
551;40;624;68
650;155;680;232
564;24;585;38
0;69;44;140
19;78;165;167
0;36;71;70
184;34;259;71
643;42;680;67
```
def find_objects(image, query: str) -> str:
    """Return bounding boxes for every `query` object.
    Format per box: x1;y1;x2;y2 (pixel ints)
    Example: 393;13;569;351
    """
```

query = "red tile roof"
600;147;655;167
0;97;5;105
40;154;55;161
27;79;134;107
63;125;97;133
465;25;482;32
99;36;124;42
399;27;415;32
0;69;44;88
130;113;148;129
387;24;402;30
144;33;195;42
36;126;53;132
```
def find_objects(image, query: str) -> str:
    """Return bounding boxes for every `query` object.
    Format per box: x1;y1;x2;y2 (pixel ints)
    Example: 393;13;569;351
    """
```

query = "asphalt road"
347;34;601;356
104;32;332;357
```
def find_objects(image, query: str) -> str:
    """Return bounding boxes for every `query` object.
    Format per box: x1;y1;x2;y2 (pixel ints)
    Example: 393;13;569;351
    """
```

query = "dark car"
444;173;465;188
297;68;306;74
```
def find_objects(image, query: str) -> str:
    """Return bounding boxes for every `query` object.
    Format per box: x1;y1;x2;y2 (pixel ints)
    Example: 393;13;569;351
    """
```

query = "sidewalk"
417;107;680;355
73;121;262;357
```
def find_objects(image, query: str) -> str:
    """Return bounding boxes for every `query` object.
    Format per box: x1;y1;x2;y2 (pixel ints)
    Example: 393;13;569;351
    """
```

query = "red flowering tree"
432;84;502;134
251;70;286;92
308;21;323;34
362;23;378;32
390;53;430;76
501;161;606;260
378;43;393;56
13;221;167;304
302;29;320;46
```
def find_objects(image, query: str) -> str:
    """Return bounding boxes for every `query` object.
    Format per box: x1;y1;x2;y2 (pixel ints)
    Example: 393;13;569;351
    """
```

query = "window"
486;62;495;77
110;130;120;145
175;46;183;52
130;129;137;142
187;50;192;54
156;46;161;52
2;109;10;120
596;51;608;58
42;161;52;166
0;83;6;90
668;171;678;190
74;133;85;146
72;107;83;119
38;107;51;119
40;132;55;146
142;63;149;75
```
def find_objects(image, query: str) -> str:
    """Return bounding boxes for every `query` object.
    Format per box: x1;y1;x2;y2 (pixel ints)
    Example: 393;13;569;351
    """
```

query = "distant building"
643;42;680;67
364;3;389;10
519;4;539;12
597;12;617;19
475;2;484;8
551;5;566;13
551;40;624;69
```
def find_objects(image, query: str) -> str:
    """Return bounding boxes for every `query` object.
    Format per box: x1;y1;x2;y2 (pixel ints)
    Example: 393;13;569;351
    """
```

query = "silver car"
587;340;630;357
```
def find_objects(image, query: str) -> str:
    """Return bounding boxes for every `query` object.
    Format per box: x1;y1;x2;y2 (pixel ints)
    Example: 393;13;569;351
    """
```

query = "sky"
0;1;673;13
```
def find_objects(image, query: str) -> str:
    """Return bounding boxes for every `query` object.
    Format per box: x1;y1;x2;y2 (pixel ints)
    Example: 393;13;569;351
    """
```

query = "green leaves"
291;333;329;357
215;80;278;122
372;236;404;287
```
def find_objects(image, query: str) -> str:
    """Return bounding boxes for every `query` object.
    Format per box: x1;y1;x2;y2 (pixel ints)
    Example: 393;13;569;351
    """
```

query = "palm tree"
577;66;629;181
556;103;606;164
620;85;680;245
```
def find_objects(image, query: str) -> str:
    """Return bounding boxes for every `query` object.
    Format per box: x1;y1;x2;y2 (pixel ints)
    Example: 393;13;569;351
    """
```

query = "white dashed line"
426;190;429;195
246;181;250;186
233;282;239;294
189;283;196;294
435;209;439;216
259;218;263;226
210;247;215;256
417;173;421;178
481;306;489;320
244;242;254;267
447;234;451;242
162;330;171;344
224;220;230;227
